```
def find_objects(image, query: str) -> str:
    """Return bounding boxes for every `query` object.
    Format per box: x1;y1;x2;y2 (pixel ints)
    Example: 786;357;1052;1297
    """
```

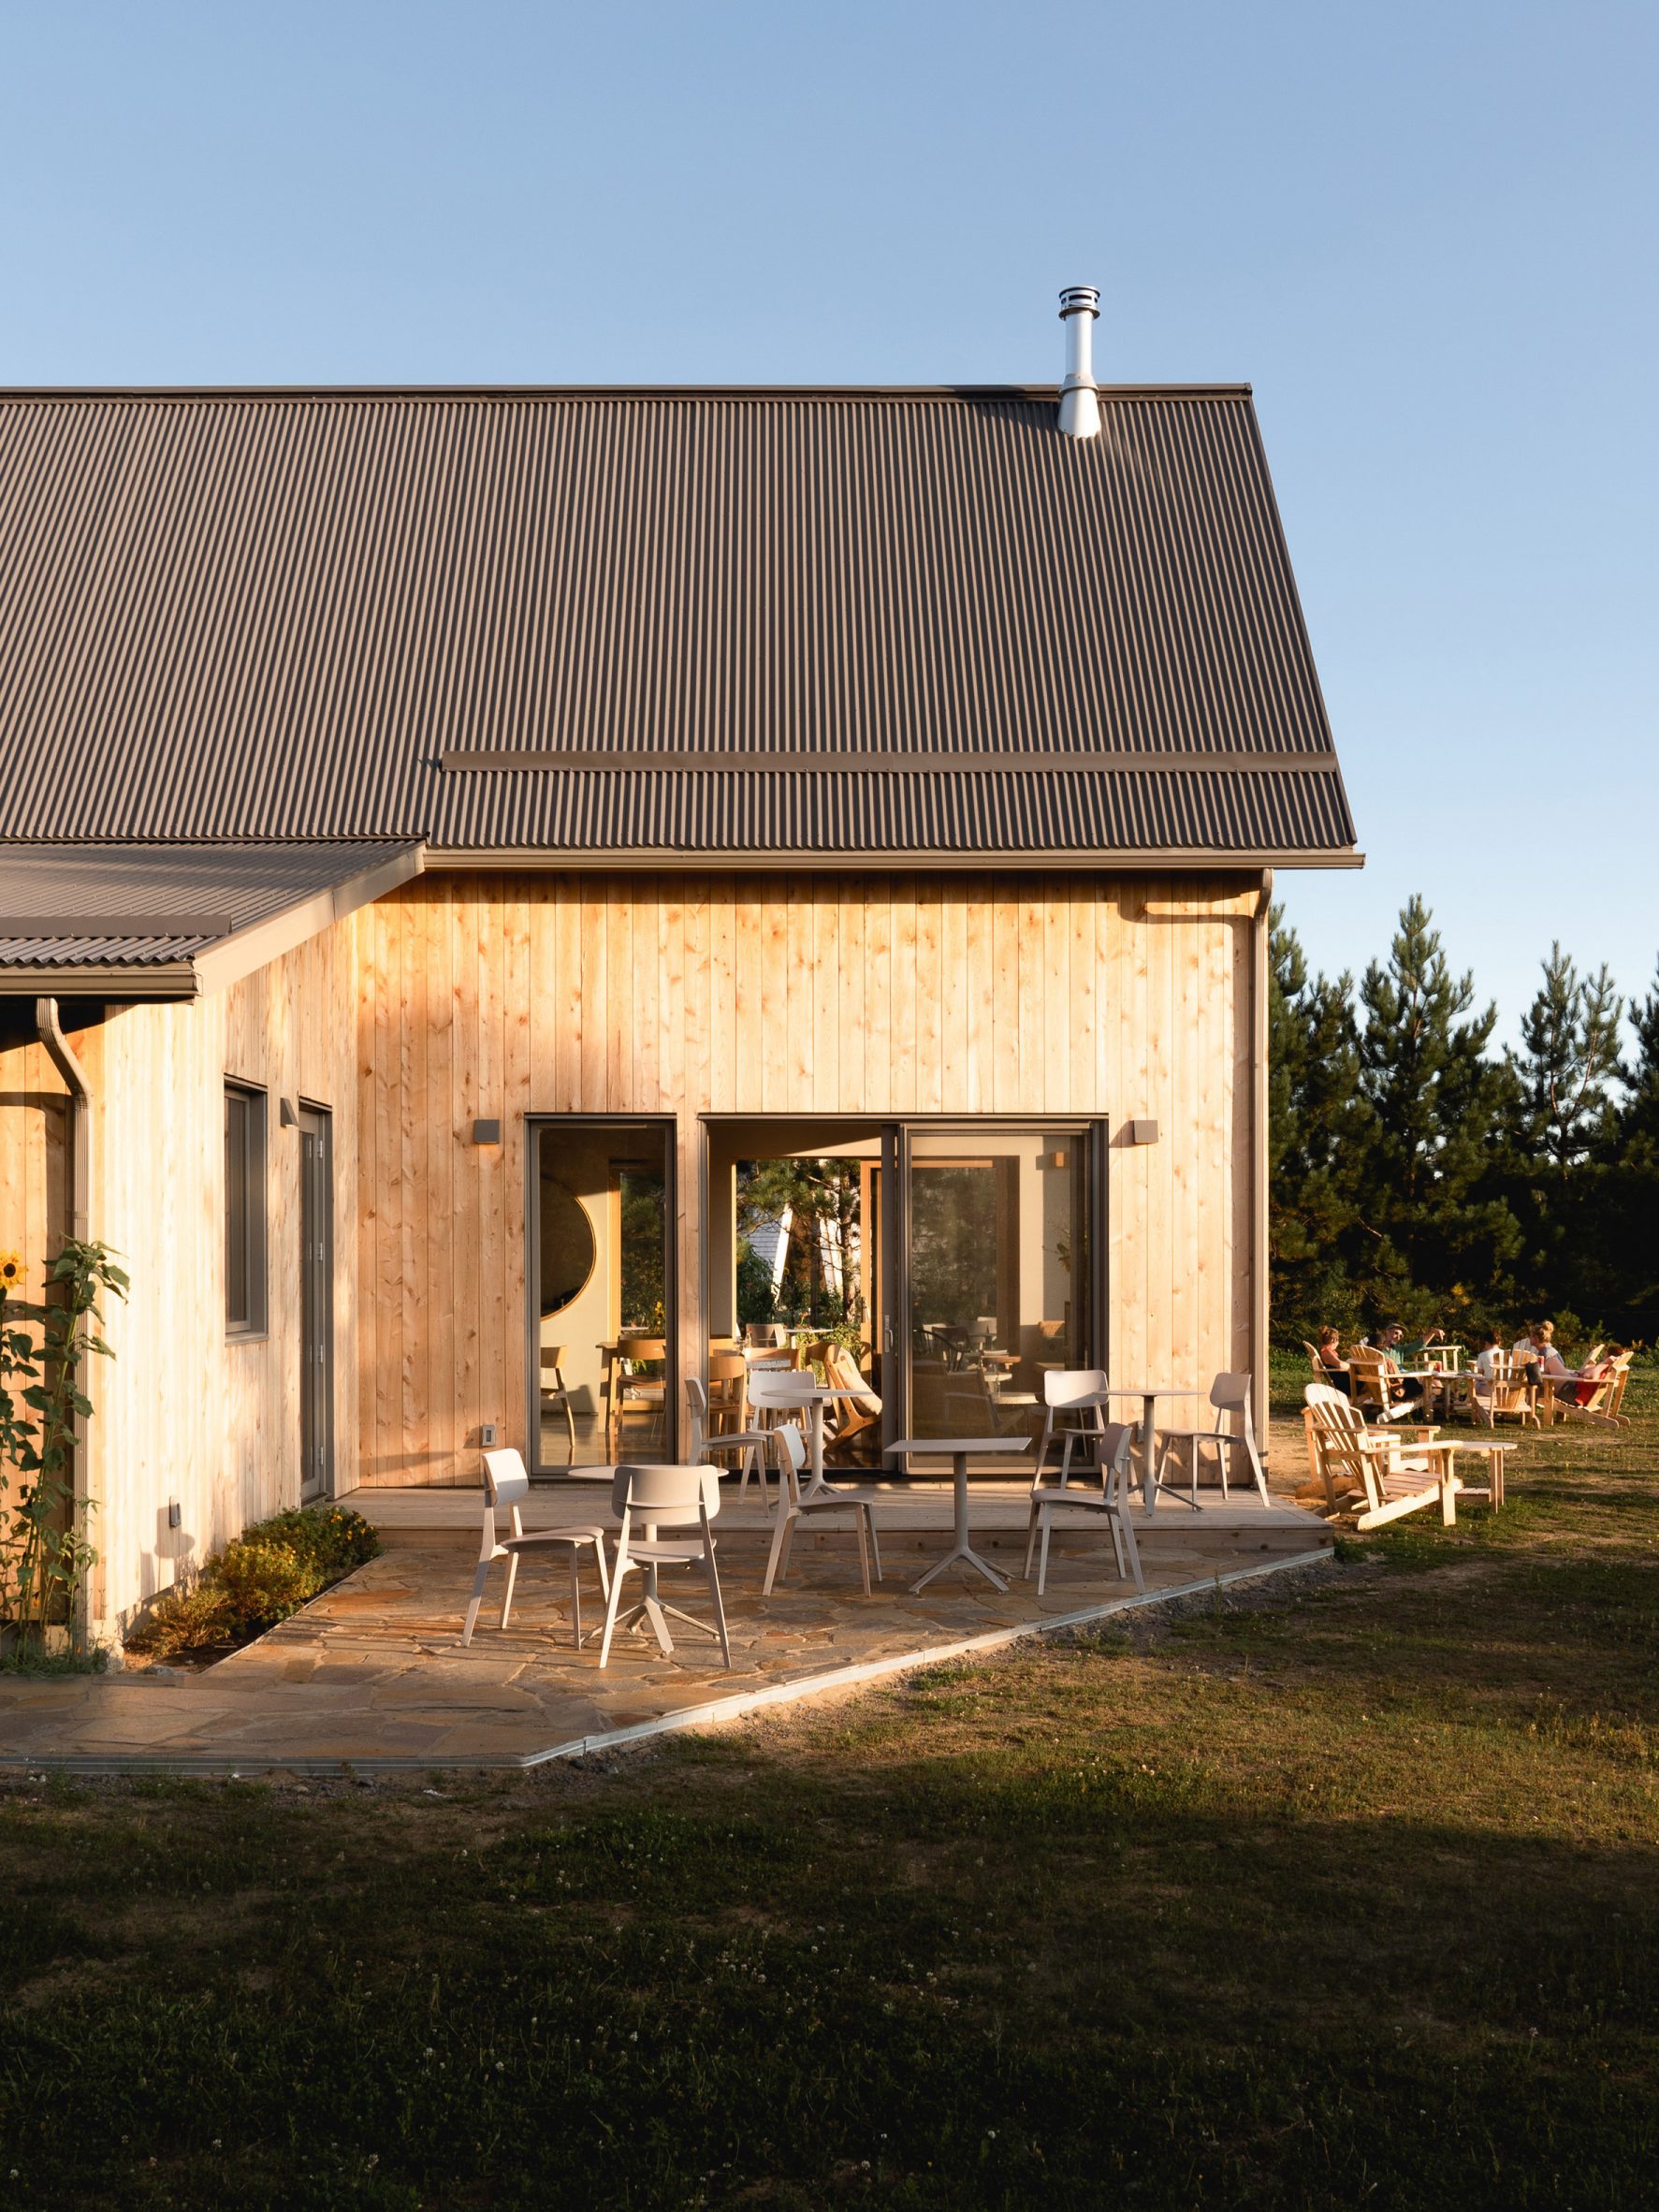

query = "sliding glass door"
899;1126;1092;1448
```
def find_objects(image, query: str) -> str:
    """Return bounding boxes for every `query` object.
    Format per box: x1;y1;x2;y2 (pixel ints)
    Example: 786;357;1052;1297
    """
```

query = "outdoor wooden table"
1104;1386;1206;1513
887;1434;1033;1593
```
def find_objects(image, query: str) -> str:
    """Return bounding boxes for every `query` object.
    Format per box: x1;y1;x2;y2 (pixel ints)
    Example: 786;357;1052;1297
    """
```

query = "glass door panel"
530;1119;674;1475
903;1127;1089;1446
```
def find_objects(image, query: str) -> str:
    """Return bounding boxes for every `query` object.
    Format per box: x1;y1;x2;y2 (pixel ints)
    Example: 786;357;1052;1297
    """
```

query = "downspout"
35;998;99;1645
1253;875;1273;1461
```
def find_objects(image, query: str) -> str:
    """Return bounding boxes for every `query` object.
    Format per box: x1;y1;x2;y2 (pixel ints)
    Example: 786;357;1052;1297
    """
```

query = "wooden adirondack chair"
1470;1350;1539;1431
1302;1384;1463;1529
1345;1350;1414;1421
1545;1354;1633;1430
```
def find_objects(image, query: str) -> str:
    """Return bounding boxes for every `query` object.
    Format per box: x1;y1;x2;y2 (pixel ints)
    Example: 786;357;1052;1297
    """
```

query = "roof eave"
0;839;426;1001
423;846;1364;874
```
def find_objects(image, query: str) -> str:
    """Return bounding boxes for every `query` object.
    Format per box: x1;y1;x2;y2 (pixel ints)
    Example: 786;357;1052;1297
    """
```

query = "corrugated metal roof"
0;840;415;967
0;385;1354;857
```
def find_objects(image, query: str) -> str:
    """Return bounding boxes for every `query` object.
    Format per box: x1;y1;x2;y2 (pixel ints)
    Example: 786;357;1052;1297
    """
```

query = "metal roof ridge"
0;380;1254;404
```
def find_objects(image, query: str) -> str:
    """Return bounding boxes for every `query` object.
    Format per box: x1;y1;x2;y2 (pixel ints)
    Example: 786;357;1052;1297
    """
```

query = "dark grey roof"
0;839;420;989
0;385;1355;861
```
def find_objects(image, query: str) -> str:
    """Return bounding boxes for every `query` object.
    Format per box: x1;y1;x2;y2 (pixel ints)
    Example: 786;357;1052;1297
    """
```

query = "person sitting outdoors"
1395;1324;1447;1369
1374;1323;1426;1412
1553;1343;1623;1409
1471;1328;1506;1412
1314;1326;1352;1396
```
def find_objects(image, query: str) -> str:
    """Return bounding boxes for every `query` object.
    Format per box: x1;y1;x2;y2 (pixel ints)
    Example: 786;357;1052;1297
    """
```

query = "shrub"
212;1538;322;1632
244;1505;380;1580
126;1505;380;1663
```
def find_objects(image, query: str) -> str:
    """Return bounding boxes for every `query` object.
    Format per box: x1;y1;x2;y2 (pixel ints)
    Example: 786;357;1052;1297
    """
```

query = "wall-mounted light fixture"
279;1097;298;1128
1128;1118;1159;1145
473;1118;502;1146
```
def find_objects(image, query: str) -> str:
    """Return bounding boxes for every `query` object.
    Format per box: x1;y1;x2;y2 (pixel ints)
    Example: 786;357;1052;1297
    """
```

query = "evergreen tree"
1353;896;1521;1327
1501;947;1623;1324
1513;944;1622;1171
1267;909;1373;1341
1576;960;1659;1339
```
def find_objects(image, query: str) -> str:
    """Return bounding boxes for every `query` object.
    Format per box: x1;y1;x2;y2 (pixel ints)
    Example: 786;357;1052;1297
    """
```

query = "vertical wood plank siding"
353;869;1262;1486
0;917;360;1627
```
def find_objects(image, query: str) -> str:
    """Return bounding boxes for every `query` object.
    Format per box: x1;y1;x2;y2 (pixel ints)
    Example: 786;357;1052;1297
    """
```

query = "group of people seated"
1313;1321;1627;1415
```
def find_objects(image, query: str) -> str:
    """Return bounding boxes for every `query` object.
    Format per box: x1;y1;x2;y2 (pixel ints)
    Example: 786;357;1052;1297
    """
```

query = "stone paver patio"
0;1481;1332;1773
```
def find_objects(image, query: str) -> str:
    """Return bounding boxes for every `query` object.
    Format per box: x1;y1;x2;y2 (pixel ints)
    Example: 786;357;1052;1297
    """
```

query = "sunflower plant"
0;1237;127;1657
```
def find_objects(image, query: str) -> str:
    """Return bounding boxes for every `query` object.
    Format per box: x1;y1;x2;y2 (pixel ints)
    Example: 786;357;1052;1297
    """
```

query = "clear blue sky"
6;1;1654;1047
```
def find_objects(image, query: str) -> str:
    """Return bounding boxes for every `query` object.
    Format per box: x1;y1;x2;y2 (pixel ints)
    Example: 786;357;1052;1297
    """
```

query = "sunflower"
0;1250;24;1296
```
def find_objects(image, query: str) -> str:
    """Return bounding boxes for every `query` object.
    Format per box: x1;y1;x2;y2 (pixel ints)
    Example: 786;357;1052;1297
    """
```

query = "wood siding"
0;919;360;1629
355;870;1264;1486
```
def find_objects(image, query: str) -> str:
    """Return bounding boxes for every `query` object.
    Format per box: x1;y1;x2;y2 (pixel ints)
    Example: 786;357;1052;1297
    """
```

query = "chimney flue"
1057;284;1101;440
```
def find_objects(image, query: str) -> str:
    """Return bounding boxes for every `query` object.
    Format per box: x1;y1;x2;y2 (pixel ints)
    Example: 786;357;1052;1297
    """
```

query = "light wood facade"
0;921;360;1632
2;863;1268;1627
354;867;1269;1486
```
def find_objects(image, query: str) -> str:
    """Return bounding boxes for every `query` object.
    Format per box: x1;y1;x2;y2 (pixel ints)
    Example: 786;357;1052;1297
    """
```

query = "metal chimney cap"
1058;284;1100;320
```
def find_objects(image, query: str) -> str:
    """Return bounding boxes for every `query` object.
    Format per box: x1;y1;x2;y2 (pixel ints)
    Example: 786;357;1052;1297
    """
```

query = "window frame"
225;1079;269;1341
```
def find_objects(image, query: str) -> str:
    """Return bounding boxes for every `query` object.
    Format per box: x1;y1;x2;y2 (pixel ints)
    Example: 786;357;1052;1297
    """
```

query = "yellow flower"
0;1250;24;1296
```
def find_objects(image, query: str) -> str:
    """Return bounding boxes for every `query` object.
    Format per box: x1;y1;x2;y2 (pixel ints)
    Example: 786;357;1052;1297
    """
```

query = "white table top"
1107;1385;1204;1397
888;1434;1033;1455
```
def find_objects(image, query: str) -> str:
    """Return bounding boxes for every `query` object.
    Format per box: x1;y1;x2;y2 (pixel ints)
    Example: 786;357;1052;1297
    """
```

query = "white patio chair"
598;1463;732;1669
761;1423;883;1597
1032;1368;1112;1484
686;1374;773;1511
1023;1418;1142;1596
461;1448;611;1648
1153;1373;1270;1506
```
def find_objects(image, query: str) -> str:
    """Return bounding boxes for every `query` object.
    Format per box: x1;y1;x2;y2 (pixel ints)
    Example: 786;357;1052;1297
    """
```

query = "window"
225;1082;269;1336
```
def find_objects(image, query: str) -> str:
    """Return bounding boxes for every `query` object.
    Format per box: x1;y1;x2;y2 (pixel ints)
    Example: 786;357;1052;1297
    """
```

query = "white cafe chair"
462;1448;610;1648
598;1463;732;1669
1154;1373;1270;1506
761;1423;883;1597
1024;1418;1143;1596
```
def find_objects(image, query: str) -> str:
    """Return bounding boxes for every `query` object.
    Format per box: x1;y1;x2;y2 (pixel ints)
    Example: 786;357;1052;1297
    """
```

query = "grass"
0;1379;1654;2206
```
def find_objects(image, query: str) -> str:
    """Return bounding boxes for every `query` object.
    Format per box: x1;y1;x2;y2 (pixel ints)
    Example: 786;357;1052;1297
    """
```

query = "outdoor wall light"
279;1097;298;1128
1128;1118;1159;1145
473;1118;502;1146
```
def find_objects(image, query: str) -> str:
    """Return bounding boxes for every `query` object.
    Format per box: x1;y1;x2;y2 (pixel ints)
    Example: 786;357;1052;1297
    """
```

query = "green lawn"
1;1376;1655;2208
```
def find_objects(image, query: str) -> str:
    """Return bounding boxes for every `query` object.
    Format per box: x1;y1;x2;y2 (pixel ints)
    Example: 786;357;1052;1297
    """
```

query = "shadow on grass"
0;1732;1655;2210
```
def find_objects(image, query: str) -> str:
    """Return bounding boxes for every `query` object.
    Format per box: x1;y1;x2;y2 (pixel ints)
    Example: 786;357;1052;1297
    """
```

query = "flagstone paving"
0;1483;1330;1773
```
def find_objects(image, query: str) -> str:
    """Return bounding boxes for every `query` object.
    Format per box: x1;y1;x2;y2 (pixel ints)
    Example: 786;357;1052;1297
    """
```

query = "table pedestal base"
910;1540;1009;1595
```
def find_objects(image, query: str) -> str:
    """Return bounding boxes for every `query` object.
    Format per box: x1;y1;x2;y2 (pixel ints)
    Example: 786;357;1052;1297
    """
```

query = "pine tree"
1267;909;1373;1341
1353;895;1521;1326
1513;944;1622;1171
1575;959;1659;1338
1502;946;1623;1326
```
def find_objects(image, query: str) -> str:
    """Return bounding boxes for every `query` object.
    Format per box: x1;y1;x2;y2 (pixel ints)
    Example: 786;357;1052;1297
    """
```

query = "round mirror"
539;1176;598;1316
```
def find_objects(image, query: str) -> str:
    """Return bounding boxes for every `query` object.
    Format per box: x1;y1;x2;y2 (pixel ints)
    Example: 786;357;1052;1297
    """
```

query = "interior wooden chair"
539;1345;576;1468
1024;1417;1142;1596
761;1422;883;1597
1302;1384;1462;1528
1154;1373;1270;1505
609;1335;668;1449
806;1340;882;1463
598;1463;732;1668
462;1448;610;1648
